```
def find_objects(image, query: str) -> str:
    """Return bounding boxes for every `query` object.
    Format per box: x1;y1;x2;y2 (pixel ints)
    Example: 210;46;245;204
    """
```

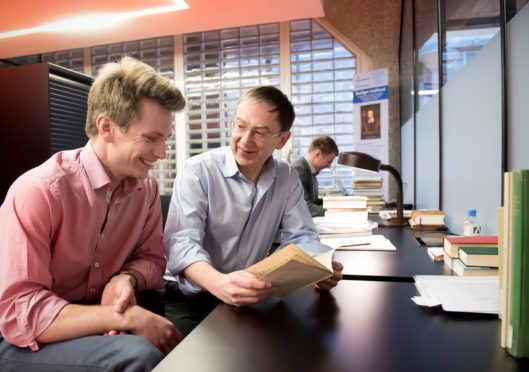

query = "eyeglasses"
231;122;283;142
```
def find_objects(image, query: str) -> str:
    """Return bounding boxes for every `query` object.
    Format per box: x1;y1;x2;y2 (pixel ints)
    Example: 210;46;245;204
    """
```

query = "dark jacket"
292;157;324;217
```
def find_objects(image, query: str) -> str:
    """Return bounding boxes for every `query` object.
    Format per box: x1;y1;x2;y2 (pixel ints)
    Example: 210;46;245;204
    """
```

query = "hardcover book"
459;247;499;267
452;259;498;277
410;210;446;226
508;169;529;358
500;172;513;348
322;195;367;210
443;235;498;258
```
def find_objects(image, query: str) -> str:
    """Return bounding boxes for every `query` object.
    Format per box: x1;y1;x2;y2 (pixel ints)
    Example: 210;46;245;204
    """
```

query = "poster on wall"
353;67;389;201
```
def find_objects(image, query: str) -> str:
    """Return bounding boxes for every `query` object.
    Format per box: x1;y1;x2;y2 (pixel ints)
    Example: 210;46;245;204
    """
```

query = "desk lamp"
337;151;407;227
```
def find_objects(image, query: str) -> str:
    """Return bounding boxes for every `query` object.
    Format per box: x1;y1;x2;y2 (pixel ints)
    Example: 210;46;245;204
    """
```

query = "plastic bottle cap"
468;209;477;217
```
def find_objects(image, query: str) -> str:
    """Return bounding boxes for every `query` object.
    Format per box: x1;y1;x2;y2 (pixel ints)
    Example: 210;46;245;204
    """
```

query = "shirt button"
90;288;96;294
94;262;100;268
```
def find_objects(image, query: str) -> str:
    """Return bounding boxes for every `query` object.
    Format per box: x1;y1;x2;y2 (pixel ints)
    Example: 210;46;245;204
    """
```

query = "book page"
257;259;332;297
245;244;334;297
313;249;335;271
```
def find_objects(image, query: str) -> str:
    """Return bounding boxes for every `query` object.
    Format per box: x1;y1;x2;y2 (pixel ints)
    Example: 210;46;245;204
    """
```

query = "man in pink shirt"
0;57;185;371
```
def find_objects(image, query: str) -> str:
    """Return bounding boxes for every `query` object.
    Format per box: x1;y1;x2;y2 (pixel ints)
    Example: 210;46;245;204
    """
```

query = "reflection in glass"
399;0;414;125
415;0;439;108
417;34;439;107
443;0;500;84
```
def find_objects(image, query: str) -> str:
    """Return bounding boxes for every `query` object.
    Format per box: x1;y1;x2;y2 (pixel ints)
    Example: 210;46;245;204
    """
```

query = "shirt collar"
304;154;318;175
80;141;142;192
222;146;276;182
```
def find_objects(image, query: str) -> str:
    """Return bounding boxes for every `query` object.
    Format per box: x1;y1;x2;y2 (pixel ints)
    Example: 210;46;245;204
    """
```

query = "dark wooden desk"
155;280;528;372
336;226;452;281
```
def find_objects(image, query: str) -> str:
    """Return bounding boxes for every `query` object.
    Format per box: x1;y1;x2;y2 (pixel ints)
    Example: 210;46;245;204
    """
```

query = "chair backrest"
160;194;171;229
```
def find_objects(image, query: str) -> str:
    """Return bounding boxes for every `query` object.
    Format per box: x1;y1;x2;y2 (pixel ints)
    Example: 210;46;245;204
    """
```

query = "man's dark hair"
239;86;295;132
308;135;339;155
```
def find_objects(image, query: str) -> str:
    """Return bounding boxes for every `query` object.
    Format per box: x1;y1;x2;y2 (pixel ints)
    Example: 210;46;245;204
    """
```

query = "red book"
443;235;498;258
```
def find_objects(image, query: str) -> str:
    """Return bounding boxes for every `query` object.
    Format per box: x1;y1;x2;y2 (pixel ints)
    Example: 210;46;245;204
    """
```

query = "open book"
245;244;334;298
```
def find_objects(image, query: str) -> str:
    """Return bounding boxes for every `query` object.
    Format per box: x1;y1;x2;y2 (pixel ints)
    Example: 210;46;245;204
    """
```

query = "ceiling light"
0;0;189;40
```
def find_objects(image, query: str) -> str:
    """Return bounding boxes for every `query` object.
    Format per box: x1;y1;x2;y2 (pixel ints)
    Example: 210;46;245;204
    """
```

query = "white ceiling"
0;0;324;59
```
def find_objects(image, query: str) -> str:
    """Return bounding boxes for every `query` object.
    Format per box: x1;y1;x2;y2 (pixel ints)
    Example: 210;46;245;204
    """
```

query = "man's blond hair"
85;56;185;137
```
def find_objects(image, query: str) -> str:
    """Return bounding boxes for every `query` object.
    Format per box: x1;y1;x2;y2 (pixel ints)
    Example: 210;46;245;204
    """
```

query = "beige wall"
323;0;402;180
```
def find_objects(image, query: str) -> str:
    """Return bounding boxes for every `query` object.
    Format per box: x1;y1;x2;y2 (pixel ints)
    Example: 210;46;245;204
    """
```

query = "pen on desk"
338;243;371;248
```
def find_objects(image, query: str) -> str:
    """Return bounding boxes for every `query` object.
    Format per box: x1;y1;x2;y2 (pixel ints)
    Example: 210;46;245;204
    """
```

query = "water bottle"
463;209;481;236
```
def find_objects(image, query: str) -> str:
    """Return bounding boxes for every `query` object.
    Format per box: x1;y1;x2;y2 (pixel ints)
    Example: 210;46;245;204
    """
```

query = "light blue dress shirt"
163;146;328;296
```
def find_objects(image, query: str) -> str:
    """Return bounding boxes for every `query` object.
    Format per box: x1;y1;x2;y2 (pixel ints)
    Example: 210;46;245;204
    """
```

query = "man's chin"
131;168;151;179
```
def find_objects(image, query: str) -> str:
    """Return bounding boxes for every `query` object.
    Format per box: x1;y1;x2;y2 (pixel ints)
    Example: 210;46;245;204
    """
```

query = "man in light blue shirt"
163;86;343;335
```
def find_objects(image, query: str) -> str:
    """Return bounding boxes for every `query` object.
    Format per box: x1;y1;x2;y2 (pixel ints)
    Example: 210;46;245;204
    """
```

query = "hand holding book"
314;260;343;291
245;244;342;297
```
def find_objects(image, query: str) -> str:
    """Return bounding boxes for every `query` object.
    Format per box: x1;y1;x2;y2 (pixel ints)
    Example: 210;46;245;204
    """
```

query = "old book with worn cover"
410;210;445;225
246;244;334;298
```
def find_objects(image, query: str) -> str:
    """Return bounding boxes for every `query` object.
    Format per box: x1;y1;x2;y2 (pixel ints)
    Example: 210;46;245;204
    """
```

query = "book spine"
500;174;512;347
508;170;529;357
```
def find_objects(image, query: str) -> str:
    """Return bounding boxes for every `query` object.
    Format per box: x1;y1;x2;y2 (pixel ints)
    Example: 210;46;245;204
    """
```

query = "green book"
458;247;499;267
508;169;529;358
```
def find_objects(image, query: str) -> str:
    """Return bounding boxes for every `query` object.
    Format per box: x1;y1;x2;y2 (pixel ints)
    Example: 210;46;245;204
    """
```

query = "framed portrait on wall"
360;103;381;140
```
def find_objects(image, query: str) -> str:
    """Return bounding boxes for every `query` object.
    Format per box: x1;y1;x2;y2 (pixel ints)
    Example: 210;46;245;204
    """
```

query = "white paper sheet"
320;234;396;251
412;275;499;314
313;217;377;235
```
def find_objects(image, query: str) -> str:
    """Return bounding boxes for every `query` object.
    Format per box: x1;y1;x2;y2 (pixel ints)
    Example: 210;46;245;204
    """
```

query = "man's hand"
101;273;137;313
315;260;343;291
124;306;183;355
101;273;138;336
209;270;275;307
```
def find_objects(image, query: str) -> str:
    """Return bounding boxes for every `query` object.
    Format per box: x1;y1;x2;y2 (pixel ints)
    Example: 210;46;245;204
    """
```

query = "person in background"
163;86;343;336
0;56;185;371
292;135;339;217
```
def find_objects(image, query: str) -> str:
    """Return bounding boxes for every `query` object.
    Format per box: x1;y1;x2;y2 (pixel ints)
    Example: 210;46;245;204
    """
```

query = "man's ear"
313;149;323;159
96;115;114;143
275;130;292;150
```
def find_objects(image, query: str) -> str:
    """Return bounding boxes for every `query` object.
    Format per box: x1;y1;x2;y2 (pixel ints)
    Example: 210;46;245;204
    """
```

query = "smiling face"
99;97;173;188
230;98;291;183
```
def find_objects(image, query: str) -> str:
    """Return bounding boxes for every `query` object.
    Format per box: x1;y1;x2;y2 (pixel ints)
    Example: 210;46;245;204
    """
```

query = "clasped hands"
100;273;183;355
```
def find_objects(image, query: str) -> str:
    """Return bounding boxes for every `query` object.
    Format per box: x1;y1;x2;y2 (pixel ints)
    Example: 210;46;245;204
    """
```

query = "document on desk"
412;275;499;314
320;234;396;251
313;217;377;235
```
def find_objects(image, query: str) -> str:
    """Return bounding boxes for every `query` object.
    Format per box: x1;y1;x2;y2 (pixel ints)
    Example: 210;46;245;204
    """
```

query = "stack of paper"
412;275;499;314
313;217;377;236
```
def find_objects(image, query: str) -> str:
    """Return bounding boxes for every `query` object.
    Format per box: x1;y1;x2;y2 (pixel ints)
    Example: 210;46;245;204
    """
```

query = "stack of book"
322;195;368;225
442;235;498;276
352;177;384;212
453;246;499;276
500;169;529;358
408;210;446;230
318;187;343;198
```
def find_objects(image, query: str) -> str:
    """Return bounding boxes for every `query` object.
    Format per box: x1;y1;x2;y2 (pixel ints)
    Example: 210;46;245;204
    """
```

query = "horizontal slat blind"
48;74;90;154
290;19;356;193
183;23;281;157
42;49;85;73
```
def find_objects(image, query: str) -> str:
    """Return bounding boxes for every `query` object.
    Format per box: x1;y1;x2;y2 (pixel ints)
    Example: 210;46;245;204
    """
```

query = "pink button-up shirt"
0;142;166;350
